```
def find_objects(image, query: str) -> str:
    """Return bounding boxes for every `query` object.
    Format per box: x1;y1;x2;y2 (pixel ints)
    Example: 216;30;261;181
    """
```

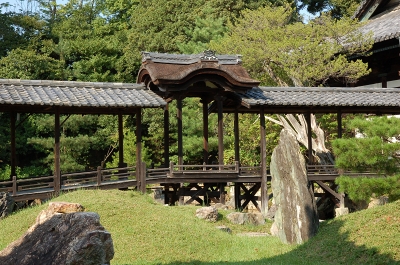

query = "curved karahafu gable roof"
137;51;260;91
0;79;166;114
234;87;400;114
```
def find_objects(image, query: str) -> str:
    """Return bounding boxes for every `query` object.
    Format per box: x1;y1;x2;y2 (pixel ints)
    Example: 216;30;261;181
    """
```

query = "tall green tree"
210;4;372;87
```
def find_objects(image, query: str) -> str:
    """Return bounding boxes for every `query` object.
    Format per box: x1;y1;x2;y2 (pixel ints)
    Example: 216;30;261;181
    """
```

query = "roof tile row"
0;80;166;108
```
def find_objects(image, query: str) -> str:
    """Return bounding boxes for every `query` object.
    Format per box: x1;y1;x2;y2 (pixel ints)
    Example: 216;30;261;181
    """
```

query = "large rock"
195;206;218;222
270;129;319;244
0;192;14;219
226;212;265;225
0;202;114;265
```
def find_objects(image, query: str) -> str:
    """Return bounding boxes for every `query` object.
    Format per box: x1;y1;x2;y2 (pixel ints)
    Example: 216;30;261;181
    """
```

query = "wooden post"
136;108;142;190
202;97;209;164
177;99;183;167
10;112;16;179
217;96;224;168
234;183;241;210
164;104;170;167
118;113;124;167
12;175;17;196
305;112;313;164
234;110;240;211
97;166;102;186
164;184;170;205
54;109;61;193
337;110;342;139
234;110;240;164
141;161;147;193
260;108;268;216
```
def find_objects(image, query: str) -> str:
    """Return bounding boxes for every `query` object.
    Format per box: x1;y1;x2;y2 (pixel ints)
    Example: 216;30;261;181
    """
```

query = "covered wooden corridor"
1;51;400;213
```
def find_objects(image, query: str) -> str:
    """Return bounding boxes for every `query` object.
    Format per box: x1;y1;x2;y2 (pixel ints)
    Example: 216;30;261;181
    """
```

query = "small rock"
216;225;232;234
195;206;218;222
335;207;349;217
368;196;389;209
226;212;265;225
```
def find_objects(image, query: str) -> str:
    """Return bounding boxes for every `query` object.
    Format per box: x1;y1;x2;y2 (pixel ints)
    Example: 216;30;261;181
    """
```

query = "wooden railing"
3;162;389;201
169;161;239;173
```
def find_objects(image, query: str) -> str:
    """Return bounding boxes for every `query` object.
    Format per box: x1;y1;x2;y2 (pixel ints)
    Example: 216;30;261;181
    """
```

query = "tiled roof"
141;51;242;65
239;87;400;107
0;79;166;108
359;4;400;43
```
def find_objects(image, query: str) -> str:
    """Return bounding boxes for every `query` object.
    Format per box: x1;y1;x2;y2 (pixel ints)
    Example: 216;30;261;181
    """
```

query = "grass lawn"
1;189;399;265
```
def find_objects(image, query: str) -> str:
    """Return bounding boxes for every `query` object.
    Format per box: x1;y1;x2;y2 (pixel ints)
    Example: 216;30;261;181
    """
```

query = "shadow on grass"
161;217;398;265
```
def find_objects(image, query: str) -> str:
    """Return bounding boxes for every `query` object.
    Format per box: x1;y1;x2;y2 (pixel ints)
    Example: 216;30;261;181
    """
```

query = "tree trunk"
266;114;334;165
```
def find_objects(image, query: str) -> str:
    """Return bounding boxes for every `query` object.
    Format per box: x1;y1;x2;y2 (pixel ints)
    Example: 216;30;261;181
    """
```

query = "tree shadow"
159;215;398;265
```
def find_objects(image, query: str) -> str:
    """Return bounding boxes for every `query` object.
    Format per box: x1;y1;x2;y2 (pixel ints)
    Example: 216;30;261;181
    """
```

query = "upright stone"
270;129;319;244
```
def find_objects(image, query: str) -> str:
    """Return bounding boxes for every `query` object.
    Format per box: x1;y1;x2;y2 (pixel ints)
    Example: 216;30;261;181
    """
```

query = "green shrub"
335;175;400;202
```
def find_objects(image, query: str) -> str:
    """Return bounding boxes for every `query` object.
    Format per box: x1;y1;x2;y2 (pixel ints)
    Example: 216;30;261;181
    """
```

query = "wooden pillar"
10;112;16;179
234;110;241;210
382;75;387;88
54;109;61;193
136;108;143;192
164;104;170;167
202;98;209;164
337;110;345;208
337;110;342;139
305;112;313;164
234;110;240;163
118;113;124;167
176;99;184;204
217;96;224;166
260;108;268;216
177;99;183;166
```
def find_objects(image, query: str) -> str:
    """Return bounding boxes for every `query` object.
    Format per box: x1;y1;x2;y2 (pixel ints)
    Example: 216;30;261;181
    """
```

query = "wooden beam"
54;108;61;193
260;109;268;215
315;180;342;201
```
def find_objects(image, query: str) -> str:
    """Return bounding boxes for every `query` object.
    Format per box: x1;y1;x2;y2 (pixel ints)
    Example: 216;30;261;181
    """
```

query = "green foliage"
210;4;372;86
0;48;64;80
27;114;117;173
332;116;400;174
177;15;227;54
336;175;400;202
333;116;400;203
